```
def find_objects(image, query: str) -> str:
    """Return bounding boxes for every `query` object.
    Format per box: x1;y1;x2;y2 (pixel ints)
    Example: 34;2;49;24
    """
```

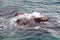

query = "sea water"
0;0;60;40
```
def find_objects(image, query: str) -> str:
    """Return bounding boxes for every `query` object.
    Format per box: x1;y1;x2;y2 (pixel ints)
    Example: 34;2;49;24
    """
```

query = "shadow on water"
1;29;59;40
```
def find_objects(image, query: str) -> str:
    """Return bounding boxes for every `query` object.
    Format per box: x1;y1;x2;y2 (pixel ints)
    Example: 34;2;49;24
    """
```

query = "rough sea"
0;0;60;40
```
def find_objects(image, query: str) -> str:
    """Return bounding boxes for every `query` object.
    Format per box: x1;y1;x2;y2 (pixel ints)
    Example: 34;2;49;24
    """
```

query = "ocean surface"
0;0;60;40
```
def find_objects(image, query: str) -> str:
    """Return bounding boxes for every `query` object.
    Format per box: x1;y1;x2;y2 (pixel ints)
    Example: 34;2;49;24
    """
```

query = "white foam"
34;26;40;29
10;12;45;22
57;21;60;23
24;13;32;19
32;12;45;18
11;12;45;21
10;12;46;29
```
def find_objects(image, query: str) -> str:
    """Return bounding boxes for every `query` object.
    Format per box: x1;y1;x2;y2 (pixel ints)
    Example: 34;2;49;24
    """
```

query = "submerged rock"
10;12;49;29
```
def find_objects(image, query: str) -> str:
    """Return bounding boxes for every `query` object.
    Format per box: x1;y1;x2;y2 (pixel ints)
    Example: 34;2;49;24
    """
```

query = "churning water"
0;0;60;40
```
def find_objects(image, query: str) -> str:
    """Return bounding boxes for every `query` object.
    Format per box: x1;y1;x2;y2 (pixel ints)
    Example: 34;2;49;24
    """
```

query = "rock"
16;18;30;26
11;12;49;29
15;13;23;16
33;17;49;22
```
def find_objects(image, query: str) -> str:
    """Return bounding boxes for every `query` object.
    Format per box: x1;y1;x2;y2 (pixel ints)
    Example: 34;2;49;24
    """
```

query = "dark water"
0;0;60;40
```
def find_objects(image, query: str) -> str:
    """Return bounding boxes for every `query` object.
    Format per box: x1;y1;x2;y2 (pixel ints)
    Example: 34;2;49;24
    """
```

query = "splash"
0;12;60;39
9;12;48;29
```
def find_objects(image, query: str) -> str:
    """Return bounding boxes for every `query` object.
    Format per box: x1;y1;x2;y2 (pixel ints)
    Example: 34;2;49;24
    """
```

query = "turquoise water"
0;0;60;40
